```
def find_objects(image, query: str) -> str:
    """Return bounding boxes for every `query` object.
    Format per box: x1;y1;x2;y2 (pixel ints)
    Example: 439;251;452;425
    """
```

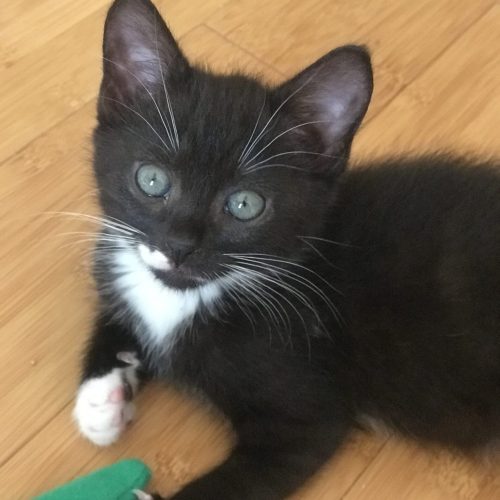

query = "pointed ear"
276;45;373;155
99;0;189;117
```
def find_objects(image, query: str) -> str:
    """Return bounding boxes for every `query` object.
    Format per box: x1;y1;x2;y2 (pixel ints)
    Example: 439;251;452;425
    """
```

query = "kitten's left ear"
276;45;373;155
98;0;189;118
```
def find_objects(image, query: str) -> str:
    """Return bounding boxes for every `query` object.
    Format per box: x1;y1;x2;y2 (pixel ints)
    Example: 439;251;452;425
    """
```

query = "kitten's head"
93;0;372;290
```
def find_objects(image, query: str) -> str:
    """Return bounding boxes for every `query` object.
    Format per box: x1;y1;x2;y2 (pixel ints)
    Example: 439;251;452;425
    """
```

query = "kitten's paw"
73;367;138;446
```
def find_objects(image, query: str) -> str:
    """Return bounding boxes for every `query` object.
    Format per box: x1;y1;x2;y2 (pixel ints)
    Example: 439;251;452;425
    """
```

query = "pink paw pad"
109;385;125;403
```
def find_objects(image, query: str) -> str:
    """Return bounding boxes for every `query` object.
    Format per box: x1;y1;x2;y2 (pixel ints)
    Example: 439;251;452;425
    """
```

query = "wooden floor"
1;0;500;498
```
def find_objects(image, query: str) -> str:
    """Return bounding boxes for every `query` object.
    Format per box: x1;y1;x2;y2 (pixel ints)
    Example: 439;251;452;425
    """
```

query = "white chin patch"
111;240;222;344
137;243;172;271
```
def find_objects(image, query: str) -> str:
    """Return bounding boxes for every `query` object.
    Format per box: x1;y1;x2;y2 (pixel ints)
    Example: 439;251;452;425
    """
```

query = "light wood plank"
344;439;498;500
208;0;494;120
180;25;282;80
291;433;385;499
1;1;499;499
352;4;500;158
0;0;231;164
0;0;109;66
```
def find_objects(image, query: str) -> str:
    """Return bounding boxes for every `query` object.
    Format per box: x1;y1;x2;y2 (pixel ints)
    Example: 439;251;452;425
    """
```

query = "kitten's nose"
166;236;196;267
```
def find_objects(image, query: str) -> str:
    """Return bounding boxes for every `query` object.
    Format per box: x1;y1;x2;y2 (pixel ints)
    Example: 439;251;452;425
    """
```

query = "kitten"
73;0;500;498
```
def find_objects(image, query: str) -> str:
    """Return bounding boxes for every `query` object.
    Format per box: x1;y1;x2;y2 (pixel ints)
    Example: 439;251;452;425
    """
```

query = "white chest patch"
112;246;222;344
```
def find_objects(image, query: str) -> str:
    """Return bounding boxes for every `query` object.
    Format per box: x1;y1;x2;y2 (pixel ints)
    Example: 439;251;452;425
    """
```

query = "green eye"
225;190;265;221
136;164;171;197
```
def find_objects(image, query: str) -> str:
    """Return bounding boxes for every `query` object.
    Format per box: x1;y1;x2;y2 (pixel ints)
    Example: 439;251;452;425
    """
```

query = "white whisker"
247;150;339;170
233;257;343;326
227;269;280;336
224;262;316;333
153;16;180;149
298;237;341;270
223;265;293;342
46;211;144;236
242;120;327;168
103;57;176;150
242;163;308;175
240;69;320;165
101;96;172;154
226;253;343;296
230;267;291;337
299;235;356;248
239;94;267;164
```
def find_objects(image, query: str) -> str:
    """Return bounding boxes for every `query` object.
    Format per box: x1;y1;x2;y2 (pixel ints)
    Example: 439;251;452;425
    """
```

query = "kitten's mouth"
137;243;206;288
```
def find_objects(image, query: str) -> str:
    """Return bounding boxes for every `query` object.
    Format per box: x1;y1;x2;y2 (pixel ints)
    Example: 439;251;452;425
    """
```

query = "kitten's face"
93;0;372;290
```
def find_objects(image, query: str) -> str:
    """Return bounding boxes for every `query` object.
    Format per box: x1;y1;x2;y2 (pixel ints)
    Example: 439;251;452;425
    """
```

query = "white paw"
73;367;138;446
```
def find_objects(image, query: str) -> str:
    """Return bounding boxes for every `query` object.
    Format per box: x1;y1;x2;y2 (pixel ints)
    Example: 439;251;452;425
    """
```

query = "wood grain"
207;0;495;119
0;0;231;164
352;4;500;158
0;1;499;499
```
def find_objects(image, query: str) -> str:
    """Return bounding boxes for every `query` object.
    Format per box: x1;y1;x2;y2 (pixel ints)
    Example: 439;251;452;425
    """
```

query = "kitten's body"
332;158;500;449
73;1;500;498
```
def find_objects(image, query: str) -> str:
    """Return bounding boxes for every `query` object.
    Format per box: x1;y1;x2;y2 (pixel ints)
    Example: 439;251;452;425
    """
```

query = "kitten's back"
330;155;500;449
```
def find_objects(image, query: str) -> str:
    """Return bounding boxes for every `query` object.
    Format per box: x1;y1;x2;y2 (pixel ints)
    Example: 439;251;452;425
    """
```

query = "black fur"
80;0;500;498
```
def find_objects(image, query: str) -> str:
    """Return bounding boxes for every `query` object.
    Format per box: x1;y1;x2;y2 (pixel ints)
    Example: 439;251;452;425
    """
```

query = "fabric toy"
34;458;151;500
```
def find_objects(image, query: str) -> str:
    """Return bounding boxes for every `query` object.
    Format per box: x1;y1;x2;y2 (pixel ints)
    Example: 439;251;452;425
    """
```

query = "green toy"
34;459;151;500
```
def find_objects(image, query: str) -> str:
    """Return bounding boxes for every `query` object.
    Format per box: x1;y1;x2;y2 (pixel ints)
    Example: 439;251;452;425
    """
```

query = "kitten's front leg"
73;313;148;446
145;419;351;500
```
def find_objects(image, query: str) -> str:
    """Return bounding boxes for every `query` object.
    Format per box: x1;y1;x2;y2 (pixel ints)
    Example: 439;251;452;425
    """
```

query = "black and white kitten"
73;0;500;498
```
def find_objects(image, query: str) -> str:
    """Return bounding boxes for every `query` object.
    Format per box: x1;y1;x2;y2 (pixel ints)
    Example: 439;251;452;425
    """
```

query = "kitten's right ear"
276;45;373;157
98;0;189;119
